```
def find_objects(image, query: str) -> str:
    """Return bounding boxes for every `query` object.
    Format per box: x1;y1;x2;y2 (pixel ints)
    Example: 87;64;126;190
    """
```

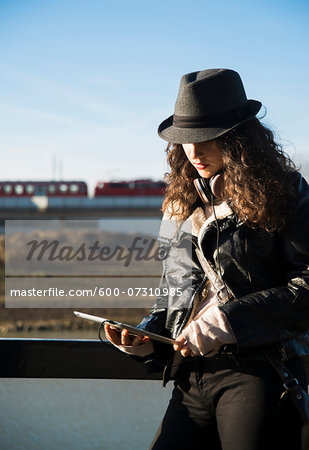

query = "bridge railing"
1;338;309;382
0;338;162;380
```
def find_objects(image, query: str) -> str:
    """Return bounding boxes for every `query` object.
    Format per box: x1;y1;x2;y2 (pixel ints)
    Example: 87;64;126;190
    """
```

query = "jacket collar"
160;201;234;242
189;202;234;240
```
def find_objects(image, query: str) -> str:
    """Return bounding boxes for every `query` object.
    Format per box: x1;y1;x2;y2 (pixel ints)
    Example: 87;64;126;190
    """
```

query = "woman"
105;68;309;450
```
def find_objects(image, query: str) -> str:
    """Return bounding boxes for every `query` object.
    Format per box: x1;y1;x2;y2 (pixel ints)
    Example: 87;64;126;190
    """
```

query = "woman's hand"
104;323;150;347
173;334;193;357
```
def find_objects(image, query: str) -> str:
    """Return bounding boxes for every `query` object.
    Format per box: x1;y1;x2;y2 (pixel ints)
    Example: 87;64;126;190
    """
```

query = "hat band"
173;103;252;128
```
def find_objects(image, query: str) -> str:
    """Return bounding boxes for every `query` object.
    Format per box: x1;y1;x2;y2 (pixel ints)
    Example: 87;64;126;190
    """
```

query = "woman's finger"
105;324;151;347
121;328;131;345
180;345;192;357
104;323;121;345
141;335;151;344
132;335;151;346
173;334;186;352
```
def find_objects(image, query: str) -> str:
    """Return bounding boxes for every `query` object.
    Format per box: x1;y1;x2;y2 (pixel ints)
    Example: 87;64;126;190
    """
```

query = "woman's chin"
197;168;213;179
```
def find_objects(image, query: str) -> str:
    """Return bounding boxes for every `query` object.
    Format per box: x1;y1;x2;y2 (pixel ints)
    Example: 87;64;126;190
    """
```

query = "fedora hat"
158;68;262;144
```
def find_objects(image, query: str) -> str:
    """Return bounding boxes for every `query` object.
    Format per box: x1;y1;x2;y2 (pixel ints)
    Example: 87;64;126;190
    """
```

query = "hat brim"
158;100;262;144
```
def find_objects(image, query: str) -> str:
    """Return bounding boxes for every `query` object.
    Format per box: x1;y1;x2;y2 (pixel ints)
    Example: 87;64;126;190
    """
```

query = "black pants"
150;354;307;450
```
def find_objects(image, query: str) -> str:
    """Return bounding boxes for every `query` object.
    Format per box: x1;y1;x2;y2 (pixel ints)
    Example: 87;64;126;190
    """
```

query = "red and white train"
0;179;165;209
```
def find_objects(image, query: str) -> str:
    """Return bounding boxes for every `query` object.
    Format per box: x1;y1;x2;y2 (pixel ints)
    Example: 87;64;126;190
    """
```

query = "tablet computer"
74;311;175;345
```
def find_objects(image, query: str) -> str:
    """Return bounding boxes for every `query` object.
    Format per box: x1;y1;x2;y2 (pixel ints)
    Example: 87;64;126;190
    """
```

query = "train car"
0;181;88;197
94;179;165;197
0;179;164;211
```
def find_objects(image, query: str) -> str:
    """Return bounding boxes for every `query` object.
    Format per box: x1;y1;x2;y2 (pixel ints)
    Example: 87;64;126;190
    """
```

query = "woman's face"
182;140;223;179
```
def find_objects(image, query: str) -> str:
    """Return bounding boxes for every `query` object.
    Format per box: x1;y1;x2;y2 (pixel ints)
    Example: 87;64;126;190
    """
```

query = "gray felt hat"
158;68;262;144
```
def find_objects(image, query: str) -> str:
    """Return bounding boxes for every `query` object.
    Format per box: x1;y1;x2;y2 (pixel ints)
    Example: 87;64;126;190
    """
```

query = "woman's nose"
189;143;201;159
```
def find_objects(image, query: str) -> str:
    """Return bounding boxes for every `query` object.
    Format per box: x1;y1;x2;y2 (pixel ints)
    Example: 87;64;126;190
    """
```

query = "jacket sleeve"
109;274;171;371
135;273;175;365
136;271;168;334
220;175;309;351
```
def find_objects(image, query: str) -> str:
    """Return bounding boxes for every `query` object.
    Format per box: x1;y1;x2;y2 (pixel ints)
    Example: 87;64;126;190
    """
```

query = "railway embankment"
0;234;148;334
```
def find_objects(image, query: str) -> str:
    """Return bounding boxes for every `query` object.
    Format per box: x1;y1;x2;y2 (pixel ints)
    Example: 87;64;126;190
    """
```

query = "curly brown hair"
162;118;298;231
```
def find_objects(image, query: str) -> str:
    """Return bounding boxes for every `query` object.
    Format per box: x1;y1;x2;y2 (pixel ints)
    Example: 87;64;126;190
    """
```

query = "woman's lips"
194;163;209;170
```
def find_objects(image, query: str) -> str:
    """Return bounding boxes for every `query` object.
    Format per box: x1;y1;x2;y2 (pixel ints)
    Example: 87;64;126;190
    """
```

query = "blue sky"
0;0;308;194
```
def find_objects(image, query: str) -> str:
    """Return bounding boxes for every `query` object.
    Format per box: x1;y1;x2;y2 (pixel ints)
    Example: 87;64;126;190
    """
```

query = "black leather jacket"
137;172;309;366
